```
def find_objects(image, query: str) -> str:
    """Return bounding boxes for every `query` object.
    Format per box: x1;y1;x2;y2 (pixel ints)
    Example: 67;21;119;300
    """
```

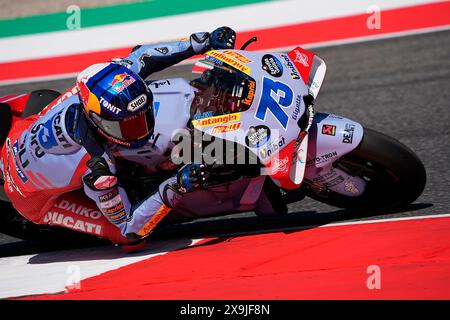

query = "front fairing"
191;50;308;163
191;49;325;188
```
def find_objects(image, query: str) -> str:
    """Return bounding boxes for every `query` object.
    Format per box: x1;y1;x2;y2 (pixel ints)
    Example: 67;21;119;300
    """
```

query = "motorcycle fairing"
287;47;327;99
191;49;316;189
305;113;366;197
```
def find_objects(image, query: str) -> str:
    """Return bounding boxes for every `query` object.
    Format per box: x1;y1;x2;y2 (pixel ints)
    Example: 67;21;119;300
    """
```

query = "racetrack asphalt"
0;30;449;253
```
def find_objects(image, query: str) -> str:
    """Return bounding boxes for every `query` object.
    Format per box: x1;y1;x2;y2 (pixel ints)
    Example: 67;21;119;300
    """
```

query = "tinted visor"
91;107;154;142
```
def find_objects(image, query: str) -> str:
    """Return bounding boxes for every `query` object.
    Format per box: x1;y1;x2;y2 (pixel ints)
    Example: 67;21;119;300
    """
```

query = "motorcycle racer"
0;27;236;249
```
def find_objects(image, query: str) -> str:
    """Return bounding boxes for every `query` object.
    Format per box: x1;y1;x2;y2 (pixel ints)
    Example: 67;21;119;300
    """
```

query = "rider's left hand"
176;163;207;193
210;27;236;50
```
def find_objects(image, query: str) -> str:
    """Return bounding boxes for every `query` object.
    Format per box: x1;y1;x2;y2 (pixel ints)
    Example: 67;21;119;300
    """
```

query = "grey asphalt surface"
0;30;449;254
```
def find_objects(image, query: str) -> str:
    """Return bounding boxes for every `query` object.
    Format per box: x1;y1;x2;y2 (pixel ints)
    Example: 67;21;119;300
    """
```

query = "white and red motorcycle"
0;41;426;244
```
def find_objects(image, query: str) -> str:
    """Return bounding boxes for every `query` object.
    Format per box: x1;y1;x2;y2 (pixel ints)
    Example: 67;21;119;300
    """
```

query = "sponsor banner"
321;124;336;136
192;112;241;129
245;125;271;148
207;51;251;75
222;50;253;63
137;204;172;237
342;123;355;143
43;211;103;235
261;54;283;77
211;122;241;134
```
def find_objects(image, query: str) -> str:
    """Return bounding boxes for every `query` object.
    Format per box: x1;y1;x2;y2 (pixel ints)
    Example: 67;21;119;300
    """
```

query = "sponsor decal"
322;124;336;136
193;111;214;120
54;200;103;219
97;128;131;147
105;209;126;222
52;111;72;148
127;94;147;112
272;156;289;173
99;189;126;223
11;140;28;183
345;180;360;195
155;47;169;55
28;110;73;160
29;124;46;159
280;54;301;80
223;50;252;63
242;79;256;106
313;170;345;188
306;151;338;166
328;114;344;120
205;55;224;66
192;112;241;129
43;211;102;235
292;95;302;121
256;77;293;129
15;136;30;169
211;122;241;134
4;155;24;197
326;176;345;188
245;125;271;148
149;79;171;89
259;136;286;159
342;123;355;144
137;204;171;237
100;96;121;115
261;54;283;77
297;148;306;164
293;49;309;67
99;189;121;207
207;51;251;75
110;72;136;93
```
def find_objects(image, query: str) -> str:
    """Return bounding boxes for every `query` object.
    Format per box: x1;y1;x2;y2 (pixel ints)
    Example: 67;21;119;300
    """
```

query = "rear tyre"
304;128;426;210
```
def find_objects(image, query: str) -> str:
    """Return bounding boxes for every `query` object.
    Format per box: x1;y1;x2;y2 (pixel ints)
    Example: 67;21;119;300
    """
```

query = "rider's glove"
176;163;207;193
210;26;236;50
190;27;236;54
83;156;118;191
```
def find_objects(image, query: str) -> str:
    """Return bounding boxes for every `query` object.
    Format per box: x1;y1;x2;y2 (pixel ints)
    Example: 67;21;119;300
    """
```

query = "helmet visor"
91;108;154;143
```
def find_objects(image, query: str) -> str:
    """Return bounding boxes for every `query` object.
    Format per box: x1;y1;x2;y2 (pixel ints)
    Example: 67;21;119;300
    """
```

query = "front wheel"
304;128;426;210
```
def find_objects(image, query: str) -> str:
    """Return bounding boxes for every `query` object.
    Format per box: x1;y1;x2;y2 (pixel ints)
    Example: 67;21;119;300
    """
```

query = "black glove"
210;26;236;50
83;156;118;191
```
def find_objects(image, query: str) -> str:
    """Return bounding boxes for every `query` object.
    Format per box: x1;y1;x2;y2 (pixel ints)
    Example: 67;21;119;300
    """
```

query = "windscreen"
190;59;256;119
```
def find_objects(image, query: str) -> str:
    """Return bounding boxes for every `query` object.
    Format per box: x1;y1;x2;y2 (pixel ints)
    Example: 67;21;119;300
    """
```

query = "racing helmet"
76;63;154;148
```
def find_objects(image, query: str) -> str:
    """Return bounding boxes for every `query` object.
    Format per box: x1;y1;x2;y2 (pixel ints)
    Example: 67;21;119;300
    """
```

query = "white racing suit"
1;33;211;243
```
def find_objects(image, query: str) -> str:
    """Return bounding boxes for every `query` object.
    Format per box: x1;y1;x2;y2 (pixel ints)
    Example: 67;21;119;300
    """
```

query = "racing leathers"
1;30;233;244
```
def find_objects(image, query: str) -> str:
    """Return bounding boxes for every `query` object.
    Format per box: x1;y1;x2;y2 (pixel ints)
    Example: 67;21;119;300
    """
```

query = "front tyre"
305;128;426;210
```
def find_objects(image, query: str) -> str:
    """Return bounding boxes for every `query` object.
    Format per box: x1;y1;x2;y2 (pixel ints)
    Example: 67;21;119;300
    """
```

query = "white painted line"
1;25;448;87
323;213;450;228
0;0;439;63
0;238;203;299
200;213;450;239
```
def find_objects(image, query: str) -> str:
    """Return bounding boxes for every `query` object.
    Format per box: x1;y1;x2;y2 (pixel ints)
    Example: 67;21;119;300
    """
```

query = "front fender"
305;113;364;177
